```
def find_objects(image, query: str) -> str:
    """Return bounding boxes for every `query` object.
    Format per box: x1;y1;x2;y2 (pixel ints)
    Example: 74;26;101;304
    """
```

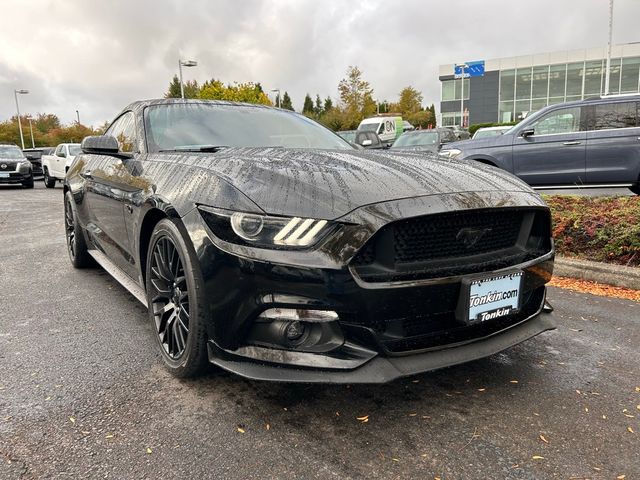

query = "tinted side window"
531;107;583;135
55;145;65;156
590;101;638;130
106;112;137;152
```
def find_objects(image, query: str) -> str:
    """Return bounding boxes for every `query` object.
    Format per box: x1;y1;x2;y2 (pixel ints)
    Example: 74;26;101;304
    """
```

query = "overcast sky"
1;0;639;127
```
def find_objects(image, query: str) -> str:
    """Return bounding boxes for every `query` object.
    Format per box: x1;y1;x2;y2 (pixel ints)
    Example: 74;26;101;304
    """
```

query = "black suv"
441;95;640;195
23;147;53;177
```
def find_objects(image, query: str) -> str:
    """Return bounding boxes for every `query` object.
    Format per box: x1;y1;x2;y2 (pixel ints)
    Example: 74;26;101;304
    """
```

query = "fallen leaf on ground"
617;475;626;479
356;415;369;421
146;447;152;454
69;417;75;424
627;427;634;434
237;427;245;434
510;380;518;384
532;455;544;460
265;424;270;430
539;434;549;444
549;276;640;302
105;434;114;439
477;388;486;392
408;413;417;417
392;458;399;462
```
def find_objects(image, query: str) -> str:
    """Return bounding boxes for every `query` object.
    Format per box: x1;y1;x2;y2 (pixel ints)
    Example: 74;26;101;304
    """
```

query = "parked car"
441;95;640;195
353;130;385;149
443;125;471;140
402;120;415;132
472;126;513;139
358;115;403;145
41;143;81;188
391;128;458;153
64;99;554;382
22;147;54;177
0;144;34;188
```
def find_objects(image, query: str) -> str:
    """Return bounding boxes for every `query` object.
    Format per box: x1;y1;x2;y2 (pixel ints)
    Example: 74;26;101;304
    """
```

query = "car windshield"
358;123;380;133
68;145;82;156
0;146;24;159
392;131;439;147
338;131;357;143
473;129;505;139
145;103;353;152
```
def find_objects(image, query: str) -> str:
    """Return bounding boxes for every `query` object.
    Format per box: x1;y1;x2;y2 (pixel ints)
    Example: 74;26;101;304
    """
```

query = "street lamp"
76;110;80;125
26;115;35;148
271;89;281;108
604;0;614;95
178;59;198;99
456;63;468;128
14;89;29;150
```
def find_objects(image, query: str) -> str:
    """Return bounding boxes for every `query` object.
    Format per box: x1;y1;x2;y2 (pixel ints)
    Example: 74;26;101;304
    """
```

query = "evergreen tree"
323;96;333;112
302;94;315;114
314;94;323;115
281;91;294;111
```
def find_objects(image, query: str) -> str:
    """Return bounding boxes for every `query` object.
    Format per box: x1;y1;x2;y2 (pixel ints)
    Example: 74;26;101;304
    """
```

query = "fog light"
258;308;338;323
285;321;305;341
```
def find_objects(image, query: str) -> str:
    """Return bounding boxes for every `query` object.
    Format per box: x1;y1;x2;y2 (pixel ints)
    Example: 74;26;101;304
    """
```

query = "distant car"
443;125;471;140
390;128;457;153
402;120;415;132
22;147;54;177
0;144;34;188
41;143;81;188
337;130;357;143
441;95;640;195
472;126;513;139
358;116;403;145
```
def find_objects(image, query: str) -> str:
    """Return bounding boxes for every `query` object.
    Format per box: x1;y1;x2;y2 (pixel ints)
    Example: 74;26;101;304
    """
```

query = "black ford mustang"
64;99;555;383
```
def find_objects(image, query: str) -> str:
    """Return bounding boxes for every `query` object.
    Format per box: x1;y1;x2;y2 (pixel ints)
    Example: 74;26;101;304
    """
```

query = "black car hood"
180;147;534;220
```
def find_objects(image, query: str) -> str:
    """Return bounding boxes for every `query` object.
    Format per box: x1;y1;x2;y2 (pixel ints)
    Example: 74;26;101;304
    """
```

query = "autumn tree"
198;79;272;105
281;91;294;111
337;66;376;129
397;86;423;116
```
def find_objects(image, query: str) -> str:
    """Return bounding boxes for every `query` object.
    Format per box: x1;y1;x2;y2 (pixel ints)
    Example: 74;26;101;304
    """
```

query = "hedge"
468;121;519;136
544;195;640;267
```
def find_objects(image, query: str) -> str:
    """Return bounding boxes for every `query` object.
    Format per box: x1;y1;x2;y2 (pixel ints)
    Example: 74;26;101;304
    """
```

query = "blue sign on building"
454;60;485;79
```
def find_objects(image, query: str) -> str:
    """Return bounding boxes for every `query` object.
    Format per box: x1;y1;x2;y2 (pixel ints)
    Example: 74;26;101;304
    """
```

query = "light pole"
14;89;29;150
178;59;198;99
604;0;614;95
456;63;468;127
270;89;281;108
26;115;35;148
76;110;80;124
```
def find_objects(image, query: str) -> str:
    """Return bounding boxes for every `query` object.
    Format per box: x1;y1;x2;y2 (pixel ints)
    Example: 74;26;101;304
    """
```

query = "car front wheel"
22;172;34;189
146;218;209;378
64;192;94;268
44;168;56;188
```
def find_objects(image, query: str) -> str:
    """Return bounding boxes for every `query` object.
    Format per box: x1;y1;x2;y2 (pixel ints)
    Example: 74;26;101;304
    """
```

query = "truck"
357;116;403;145
41;143;81;188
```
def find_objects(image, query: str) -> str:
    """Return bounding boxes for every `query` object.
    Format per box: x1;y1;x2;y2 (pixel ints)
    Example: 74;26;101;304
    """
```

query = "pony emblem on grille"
456;227;493;249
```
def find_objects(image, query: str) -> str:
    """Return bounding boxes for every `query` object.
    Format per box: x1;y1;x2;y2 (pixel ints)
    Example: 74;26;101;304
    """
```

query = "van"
441;94;640;195
357;116;403;145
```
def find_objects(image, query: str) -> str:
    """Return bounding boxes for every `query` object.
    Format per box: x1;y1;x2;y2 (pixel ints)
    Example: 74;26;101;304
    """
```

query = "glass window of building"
532;66;549;99
453;78;470;100
565;62;583;100
608;58;621;94
442;80;456;101
583;60;603;96
515;67;532;100
499;101;514;122
548;64;566;100
530;106;582;135
620;57;640;93
499;69;515;101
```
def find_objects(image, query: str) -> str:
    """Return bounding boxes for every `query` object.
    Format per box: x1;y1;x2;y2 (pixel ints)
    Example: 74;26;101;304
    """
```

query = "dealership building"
438;42;640;126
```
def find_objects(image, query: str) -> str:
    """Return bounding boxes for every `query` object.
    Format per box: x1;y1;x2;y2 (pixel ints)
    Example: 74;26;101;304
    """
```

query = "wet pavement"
1;183;639;479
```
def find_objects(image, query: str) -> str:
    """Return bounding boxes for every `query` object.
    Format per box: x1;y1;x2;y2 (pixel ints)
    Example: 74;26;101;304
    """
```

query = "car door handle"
562;141;581;145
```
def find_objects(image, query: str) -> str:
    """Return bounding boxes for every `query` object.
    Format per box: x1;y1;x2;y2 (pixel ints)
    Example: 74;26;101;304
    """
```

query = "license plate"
459;272;523;324
0;172;9;178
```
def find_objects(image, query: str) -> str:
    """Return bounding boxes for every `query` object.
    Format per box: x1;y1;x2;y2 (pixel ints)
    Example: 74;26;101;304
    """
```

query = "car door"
54;144;66;177
512;106;587;186
585;100;640;184
84;112;139;279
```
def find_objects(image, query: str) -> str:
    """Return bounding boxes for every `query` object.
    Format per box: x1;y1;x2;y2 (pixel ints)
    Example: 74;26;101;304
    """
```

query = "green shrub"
544;195;640;266
468;121;519;136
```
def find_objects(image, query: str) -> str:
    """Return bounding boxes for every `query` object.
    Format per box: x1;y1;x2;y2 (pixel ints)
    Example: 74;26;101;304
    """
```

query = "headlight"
199;206;334;249
18;160;31;171
439;148;462;159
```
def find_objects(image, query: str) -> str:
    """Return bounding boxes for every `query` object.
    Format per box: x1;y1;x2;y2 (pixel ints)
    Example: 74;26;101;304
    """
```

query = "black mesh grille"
351;208;551;282
393;209;522;263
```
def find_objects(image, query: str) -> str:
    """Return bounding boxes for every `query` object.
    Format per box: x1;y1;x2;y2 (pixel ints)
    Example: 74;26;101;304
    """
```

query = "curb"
554;256;640;290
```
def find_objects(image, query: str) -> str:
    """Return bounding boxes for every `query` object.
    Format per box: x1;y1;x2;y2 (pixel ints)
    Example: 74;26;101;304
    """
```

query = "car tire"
145;218;209;378
22;172;34;189
64;191;94;268
43;168;56;188
629;185;640;195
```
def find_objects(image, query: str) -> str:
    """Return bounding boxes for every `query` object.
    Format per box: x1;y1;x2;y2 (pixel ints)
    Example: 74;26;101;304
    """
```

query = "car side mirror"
82;135;124;156
361;139;373;147
520;128;535;138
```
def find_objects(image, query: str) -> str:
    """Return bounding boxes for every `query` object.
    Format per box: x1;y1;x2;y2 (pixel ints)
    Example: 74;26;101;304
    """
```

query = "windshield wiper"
159;145;229;153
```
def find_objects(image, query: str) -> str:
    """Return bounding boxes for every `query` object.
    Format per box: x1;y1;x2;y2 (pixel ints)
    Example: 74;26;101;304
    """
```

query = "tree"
337;66;376;129
281;91;294;111
314;94;323;115
397;86;423;116
323;96;333;112
302;94;315;115
198;79;272;105
165;74;200;99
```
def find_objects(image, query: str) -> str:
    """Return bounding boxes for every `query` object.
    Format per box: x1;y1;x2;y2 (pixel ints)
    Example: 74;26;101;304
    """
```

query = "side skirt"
88;249;148;307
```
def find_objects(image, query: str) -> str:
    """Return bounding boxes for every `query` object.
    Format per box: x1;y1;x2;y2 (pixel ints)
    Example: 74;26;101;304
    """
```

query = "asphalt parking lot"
1;183;639;479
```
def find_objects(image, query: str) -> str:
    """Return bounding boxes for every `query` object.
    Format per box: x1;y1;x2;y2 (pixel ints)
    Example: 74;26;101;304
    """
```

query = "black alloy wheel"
150;236;190;359
64;192;93;268
44;168;56;188
146;219;208;377
22;172;34;188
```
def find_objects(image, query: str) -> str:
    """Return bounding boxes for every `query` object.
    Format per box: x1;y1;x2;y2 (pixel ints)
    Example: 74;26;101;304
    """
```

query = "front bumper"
0;171;31;184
